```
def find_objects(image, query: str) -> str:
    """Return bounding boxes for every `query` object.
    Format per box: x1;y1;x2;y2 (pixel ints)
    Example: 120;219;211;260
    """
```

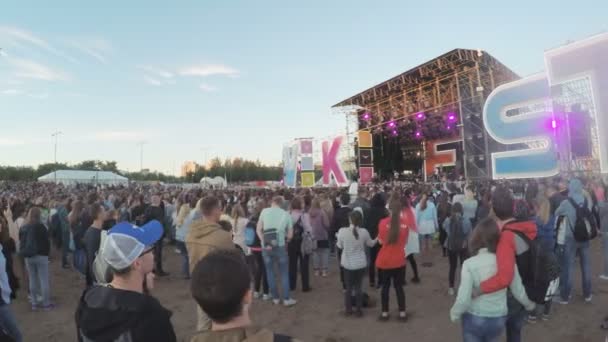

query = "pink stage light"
415;131;422;138
551;119;557;129
362;112;371;121
447;113;456;121
388;121;396;128
416;112;425;120
391;130;398;136
446;125;451;130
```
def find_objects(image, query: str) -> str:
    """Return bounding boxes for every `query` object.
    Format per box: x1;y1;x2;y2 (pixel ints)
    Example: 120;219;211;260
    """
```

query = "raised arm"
480;231;516;293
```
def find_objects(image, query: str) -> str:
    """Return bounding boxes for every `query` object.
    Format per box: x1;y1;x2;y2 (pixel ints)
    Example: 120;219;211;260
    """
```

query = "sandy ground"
13;241;608;342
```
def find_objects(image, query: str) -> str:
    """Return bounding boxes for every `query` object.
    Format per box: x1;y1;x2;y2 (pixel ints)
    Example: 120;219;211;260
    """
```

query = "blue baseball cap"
102;220;163;270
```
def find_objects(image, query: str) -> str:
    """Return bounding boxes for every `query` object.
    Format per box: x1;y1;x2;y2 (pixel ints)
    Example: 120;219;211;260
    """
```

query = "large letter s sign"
483;74;558;179
545;33;608;173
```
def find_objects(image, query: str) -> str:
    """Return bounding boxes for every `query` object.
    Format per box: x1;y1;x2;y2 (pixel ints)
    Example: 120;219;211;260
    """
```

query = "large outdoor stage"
333;34;608;181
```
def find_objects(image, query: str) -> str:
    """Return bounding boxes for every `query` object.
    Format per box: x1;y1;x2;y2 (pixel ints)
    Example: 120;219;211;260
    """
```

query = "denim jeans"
344;268;366;313
0;304;22;342
263;246;290;301
312;247;329;272
25;256;50;307
175;241;189;278
602;234;608;276
461;313;506;342
558;237;592;300
506;307;526;342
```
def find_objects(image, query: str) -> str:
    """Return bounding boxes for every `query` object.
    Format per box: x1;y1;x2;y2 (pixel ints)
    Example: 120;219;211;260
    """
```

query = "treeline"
186;157;283;183
0;158;282;183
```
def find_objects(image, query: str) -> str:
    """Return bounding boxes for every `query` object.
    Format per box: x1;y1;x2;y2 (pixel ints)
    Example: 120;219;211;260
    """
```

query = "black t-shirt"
83;227;101;286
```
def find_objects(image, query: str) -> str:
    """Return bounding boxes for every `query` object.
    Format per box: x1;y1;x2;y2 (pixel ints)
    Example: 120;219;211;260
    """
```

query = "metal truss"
333;49;519;179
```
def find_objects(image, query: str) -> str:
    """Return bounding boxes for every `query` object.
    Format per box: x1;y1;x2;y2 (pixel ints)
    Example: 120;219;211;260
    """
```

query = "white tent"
38;170;129;186
199;176;227;189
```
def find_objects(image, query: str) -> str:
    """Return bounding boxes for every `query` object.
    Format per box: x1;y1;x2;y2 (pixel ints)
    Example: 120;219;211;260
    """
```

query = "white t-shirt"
336;226;375;270
232;217;250;253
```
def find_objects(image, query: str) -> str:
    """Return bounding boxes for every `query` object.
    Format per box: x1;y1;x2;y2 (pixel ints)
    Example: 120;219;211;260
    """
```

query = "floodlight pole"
51;131;63;184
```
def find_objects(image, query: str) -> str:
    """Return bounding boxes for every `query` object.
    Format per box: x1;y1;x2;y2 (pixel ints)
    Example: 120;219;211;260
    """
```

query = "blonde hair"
231;204;245;221
320;198;334;221
536;195;551;225
176;203;191;227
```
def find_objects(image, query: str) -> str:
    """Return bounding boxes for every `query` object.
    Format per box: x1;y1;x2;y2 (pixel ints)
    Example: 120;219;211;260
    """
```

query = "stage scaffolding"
333;49;519;180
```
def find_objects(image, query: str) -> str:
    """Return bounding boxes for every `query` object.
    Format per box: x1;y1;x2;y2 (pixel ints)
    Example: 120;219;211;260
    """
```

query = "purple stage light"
388;121;396;128
551;119;557;129
391;130;398;136
362;112;371;121
447;113;456;121
416;112;425;120
446;125;451;130
415;131;422;138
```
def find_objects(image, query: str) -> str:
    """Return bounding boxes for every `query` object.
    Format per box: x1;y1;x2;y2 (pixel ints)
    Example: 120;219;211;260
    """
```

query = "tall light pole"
51;131;63;183
137;141;147;172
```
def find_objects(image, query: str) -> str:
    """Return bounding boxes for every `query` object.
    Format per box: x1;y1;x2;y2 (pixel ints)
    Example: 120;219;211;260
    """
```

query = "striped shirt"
336;226;376;270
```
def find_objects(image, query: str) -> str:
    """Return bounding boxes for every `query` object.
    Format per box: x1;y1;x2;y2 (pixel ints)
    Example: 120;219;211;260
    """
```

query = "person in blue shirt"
0;244;22;342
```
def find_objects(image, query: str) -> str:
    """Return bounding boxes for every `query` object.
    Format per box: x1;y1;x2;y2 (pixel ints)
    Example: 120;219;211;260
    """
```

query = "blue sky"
1;0;606;175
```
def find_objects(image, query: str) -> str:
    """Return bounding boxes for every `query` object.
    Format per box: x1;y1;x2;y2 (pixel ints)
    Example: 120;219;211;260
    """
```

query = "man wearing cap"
75;220;177;342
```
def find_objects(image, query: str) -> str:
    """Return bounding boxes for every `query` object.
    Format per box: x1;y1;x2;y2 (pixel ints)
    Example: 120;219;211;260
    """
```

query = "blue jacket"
535;215;556;242
0;245;12;306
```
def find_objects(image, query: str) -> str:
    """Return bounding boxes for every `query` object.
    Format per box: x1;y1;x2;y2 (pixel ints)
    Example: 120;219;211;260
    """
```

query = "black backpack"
504;227;560;304
292;216;304;243
447;216;467;251
567;198;598;242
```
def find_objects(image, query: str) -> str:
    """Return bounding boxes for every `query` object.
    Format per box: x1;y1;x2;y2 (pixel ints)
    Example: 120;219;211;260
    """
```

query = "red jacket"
480;220;537;294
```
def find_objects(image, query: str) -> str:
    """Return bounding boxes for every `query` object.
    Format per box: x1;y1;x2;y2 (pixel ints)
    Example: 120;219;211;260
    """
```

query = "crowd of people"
0;174;606;341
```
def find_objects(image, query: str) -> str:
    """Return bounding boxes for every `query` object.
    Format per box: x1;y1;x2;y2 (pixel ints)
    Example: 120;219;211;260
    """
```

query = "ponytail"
349;211;363;240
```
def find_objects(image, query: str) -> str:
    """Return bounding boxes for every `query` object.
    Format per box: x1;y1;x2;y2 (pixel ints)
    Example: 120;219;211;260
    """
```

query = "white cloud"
94;131;146;142
1;89;23;96
0;138;24;146
66;37;113;64
28;93;49;100
199;83;217;92
179;64;239;77
137;65;174;78
0;25;78;63
143;76;162;86
8;57;70;81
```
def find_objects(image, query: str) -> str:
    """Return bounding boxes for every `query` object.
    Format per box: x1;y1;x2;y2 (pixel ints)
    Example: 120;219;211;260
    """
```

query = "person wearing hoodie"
186;195;236;332
190;250;299;342
477;186;537;342
20;207;54;311
554;178;594;304
309;197;331;277
75;220;176;342
366;193;389;287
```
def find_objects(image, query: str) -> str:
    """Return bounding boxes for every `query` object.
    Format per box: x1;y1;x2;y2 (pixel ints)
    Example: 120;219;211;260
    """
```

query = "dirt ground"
13;241;608;342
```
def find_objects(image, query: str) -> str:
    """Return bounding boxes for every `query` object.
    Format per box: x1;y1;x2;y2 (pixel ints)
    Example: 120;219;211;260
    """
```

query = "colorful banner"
282;142;298;188
424;139;462;181
299;139;314;188
301;172;315;187
357;131;374;184
322;136;348;186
